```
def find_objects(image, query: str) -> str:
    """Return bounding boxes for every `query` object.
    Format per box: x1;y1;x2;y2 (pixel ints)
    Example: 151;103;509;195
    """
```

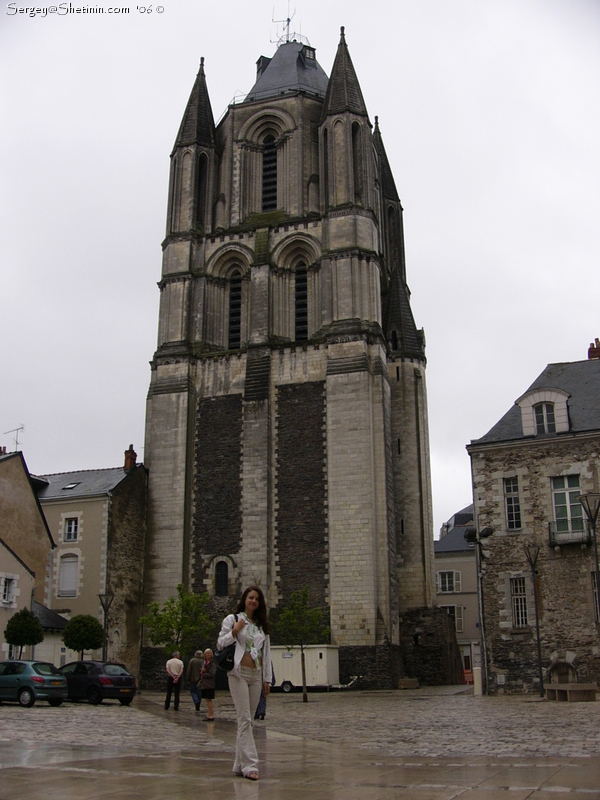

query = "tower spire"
173;55;216;151
321;26;368;120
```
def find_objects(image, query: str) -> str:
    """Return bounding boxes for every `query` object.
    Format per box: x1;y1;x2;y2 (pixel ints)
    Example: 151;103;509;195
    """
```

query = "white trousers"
228;665;263;776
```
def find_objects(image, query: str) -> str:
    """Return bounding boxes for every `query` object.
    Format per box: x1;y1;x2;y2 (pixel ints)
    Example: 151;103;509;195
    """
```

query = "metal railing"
548;520;590;546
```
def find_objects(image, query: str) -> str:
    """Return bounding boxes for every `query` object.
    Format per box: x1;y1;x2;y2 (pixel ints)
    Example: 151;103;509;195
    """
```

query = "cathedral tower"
144;29;435;685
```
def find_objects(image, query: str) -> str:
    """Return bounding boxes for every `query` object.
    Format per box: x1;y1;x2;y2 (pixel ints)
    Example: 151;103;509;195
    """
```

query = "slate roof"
245;41;329;103
32;600;68;631
382;269;425;360
174;58;216;150
35;467;130;500
471;359;600;445
373;118;399;202
321;28;368;120
435;526;476;554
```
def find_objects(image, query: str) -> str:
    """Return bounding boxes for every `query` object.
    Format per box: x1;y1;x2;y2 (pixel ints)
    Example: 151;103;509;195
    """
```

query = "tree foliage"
4;608;44;657
62;614;104;659
275;586;330;702
138;584;212;658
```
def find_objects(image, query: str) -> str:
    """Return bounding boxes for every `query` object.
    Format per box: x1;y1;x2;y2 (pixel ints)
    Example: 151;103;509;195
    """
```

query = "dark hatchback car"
0;660;68;707
59;660;137;705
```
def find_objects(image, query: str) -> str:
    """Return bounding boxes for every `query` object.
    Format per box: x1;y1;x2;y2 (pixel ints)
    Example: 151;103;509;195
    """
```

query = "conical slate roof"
373;117;399;202
245;41;329;103
383;269;425;360
174;58;216;150
321;27;368;120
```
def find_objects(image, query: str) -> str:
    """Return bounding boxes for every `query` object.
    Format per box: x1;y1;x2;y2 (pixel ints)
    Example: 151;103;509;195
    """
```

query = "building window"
262;135;277;212
58;555;78;597
1;577;15;605
441;605;463;633
534;402;556;434
593;573;600;623
437;571;461;593
504;477;521;530
228;271;242;349
552;475;583;533
64;518;78;542
215;561;228;597
510;577;528;628
295;266;308;341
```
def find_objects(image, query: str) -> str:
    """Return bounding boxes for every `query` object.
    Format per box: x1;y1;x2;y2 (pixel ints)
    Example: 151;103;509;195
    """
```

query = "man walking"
186;650;203;711
164;650;184;710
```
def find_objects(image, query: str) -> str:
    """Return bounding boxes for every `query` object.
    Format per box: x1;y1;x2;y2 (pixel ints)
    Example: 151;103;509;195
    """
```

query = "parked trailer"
270;645;339;692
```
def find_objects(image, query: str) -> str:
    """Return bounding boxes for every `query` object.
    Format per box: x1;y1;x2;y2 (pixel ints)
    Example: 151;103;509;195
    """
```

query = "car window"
33;662;59;676
14;663;27;675
103;664;130;676
60;662;78;674
74;663;89;675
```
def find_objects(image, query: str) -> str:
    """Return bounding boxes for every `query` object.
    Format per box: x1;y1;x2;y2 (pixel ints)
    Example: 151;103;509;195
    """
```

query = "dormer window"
516;388;569;437
534;402;556;434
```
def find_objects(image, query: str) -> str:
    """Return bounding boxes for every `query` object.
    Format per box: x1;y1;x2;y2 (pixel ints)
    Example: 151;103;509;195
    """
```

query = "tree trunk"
301;647;308;702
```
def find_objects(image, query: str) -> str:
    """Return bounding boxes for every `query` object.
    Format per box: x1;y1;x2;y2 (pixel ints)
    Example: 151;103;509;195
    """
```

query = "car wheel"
18;688;35;708
48;699;63;707
119;697;133;706
87;687;103;705
281;681;293;693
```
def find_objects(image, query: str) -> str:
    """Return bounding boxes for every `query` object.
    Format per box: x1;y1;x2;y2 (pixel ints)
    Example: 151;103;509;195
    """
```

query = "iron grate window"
295;266;308;341
228;272;242;349
262;135;277;212
215;561;228;597
511;577;528;628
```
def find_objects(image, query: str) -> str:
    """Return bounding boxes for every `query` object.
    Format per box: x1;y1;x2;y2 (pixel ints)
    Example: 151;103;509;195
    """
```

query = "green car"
0;660;68;707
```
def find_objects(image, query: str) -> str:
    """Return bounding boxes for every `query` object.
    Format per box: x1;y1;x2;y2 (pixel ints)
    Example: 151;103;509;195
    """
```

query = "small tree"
138;584;212;658
275;586;330;702
62;614;104;659
4;608;44;658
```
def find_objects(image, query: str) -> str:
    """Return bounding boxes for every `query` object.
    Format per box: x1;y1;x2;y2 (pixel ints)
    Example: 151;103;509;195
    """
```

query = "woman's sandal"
245;772;259;781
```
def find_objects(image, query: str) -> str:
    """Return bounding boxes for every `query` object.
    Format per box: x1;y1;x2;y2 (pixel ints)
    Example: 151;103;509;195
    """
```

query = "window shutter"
455;606;464;633
454;571;462;593
435;572;439;593
59;556;78;596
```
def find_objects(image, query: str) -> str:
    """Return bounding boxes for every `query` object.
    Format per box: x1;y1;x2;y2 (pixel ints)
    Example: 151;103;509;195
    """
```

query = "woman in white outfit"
218;585;271;781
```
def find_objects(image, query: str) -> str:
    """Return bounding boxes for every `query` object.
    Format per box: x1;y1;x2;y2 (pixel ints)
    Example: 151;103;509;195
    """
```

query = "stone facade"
468;357;600;693
144;30;438;686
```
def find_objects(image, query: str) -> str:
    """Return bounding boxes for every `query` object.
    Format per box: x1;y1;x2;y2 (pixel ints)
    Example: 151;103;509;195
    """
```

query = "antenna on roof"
271;1;310;47
4;424;24;452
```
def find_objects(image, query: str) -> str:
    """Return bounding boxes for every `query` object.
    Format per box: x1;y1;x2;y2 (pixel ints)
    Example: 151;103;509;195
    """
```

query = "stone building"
36;446;147;674
467;351;600;693
144;29;436;685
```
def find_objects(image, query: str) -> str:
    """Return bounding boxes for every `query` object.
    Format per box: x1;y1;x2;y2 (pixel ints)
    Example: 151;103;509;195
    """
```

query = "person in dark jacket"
200;648;217;720
186;650;204;711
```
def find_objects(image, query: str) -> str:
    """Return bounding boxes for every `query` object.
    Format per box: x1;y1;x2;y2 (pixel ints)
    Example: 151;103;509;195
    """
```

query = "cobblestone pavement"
1;687;600;799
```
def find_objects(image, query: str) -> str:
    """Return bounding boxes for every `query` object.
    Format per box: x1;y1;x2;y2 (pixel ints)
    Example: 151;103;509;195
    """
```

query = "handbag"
214;614;237;672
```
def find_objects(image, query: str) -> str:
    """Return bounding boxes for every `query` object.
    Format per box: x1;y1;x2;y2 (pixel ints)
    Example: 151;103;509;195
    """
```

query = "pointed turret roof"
383;269;425;361
174;57;216;150
321;27;369;120
373;117;399;202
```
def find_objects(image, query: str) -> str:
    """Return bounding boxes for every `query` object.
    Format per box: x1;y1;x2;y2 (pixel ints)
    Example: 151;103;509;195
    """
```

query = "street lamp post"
524;545;544;698
464;525;494;695
578;493;600;623
98;592;114;661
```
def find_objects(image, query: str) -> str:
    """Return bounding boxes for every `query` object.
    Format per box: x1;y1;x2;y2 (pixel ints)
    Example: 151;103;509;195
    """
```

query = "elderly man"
186;650;204;711
164;650;184;711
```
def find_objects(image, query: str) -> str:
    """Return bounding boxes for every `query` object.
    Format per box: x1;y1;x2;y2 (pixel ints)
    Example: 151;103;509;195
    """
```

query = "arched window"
59;554;78;597
352;122;362;203
295;265;308;341
228;271;242;349
391;330;398;351
262;135;277;212
215;561;229;597
196;153;208;227
534;402;556;434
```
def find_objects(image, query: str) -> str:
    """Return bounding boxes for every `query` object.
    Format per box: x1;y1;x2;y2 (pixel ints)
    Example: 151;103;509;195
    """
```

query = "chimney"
124;444;137;471
0;446;6;455
588;339;600;360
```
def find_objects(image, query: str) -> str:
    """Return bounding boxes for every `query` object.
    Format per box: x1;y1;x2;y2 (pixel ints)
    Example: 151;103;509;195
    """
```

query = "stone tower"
144;29;435;685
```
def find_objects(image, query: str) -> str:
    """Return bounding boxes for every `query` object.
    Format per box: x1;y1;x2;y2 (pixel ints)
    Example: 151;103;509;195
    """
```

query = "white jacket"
218;613;272;682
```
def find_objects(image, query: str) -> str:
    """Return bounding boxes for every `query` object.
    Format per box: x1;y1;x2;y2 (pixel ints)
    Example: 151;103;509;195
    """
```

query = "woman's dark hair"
235;585;269;634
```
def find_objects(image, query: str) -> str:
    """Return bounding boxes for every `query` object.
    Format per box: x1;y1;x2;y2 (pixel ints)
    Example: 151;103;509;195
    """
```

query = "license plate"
120;688;131;693
51;681;62;686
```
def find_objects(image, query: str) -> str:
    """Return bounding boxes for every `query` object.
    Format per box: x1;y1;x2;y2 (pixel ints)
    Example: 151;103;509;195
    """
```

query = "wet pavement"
1;686;600;798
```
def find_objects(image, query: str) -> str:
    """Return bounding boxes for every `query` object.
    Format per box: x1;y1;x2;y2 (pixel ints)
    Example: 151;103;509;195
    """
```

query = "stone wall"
275;381;327;608
192;394;243;594
338;643;404;689
400;607;463;685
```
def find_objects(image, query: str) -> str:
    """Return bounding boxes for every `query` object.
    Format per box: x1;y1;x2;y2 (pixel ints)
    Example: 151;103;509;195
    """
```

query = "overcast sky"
1;0;599;536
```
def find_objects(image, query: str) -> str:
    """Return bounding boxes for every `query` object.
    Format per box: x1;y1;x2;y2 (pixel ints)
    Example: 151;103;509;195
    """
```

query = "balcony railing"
548;521;591;546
